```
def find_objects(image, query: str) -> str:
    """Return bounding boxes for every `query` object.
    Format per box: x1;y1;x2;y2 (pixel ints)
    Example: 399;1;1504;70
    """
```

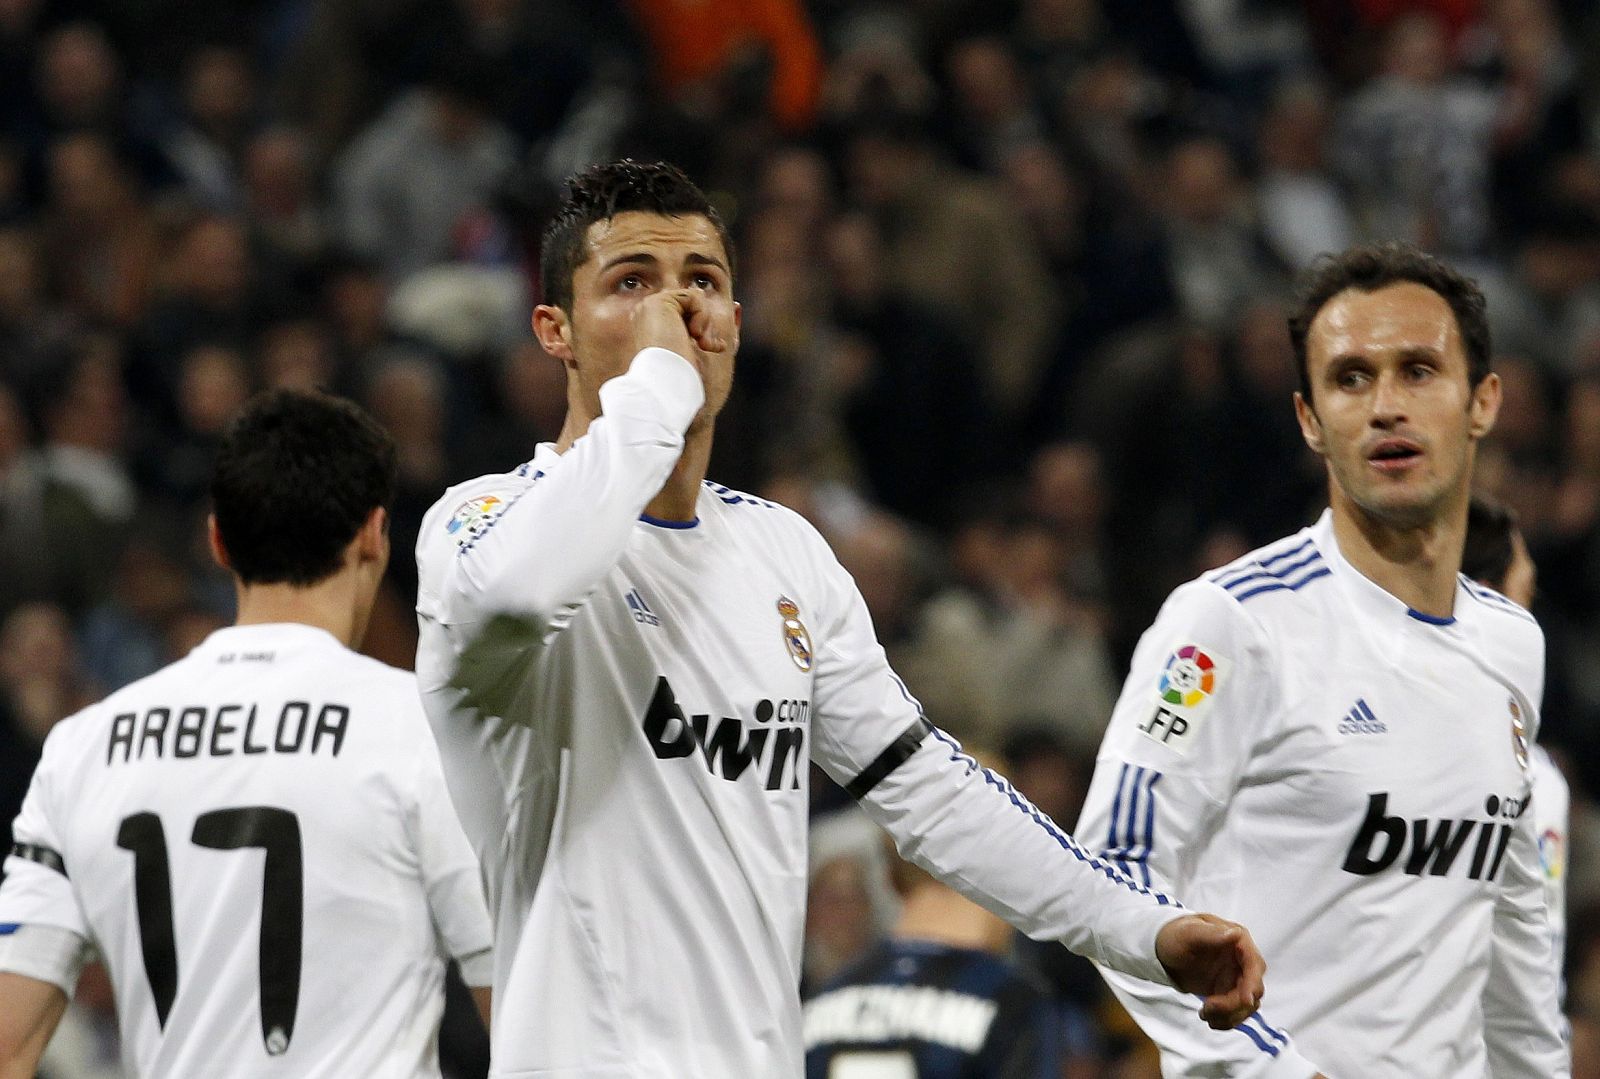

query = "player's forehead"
1306;281;1465;371
577;210;729;277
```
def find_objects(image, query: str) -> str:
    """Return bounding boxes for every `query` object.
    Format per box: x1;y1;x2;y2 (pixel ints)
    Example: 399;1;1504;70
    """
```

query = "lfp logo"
1159;645;1216;708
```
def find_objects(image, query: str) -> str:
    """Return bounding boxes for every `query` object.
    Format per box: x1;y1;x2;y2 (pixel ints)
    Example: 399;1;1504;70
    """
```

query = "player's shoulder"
1456;575;1541;636
419;460;544;561
700;479;822;546
1192;527;1335;623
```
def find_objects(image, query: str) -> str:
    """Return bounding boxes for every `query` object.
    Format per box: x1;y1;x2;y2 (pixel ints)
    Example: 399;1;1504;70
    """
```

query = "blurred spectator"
363;351;453;597
40;133;159;329
0;601;94;848
333;72;517;279
1333;11;1499;256
133;213;261;418
819;212;990;527
1255;79;1355;271
79;526;196;692
135;343;251;504
943;36;1049;173
22;336;137;614
1156;135;1275;331
804;808;898;990
257;315;341;392
244;127;328;275
626;0;822;134
845;113;1057;422
162;45;259;212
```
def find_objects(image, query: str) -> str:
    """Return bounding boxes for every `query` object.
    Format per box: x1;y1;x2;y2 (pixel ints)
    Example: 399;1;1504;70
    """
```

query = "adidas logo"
626;588;661;627
1337;698;1387;735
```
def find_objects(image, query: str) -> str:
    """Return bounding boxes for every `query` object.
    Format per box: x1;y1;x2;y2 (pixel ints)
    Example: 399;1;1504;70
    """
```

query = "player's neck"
232;575;367;649
1329;488;1467;619
642;423;713;523
893;889;1013;954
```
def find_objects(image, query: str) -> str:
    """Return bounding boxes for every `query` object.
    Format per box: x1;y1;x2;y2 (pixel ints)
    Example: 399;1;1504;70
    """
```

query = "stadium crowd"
3;0;1600;1074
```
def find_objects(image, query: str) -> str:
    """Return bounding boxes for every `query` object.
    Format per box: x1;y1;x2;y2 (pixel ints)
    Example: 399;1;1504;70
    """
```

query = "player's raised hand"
630;289;729;368
1153;912;1267;1030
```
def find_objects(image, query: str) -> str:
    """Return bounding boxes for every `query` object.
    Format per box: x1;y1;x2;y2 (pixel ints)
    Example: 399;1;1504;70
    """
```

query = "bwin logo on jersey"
1342;792;1524;882
641;676;807;791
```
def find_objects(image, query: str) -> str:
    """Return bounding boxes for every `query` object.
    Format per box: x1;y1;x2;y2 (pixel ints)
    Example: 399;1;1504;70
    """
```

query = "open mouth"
1368;439;1423;468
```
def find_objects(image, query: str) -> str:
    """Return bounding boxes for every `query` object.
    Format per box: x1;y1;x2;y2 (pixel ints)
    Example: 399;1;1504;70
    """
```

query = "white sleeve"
0;924;90;996
1483;760;1569;1075
804;547;1185;987
408;726;494;987
1074;581;1318;1079
416;347;703;638
0;724;91;944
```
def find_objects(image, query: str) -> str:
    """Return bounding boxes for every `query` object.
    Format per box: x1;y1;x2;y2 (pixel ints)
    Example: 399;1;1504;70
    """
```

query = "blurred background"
3;0;1600;1074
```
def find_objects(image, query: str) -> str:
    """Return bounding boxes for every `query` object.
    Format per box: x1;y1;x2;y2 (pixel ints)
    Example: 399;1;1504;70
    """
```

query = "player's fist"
1153;912;1267;1030
630;289;728;367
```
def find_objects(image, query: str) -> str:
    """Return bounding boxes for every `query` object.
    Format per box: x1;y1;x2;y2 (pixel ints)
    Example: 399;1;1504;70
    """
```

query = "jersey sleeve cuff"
600;347;705;435
455;946;493;989
0;924;90;996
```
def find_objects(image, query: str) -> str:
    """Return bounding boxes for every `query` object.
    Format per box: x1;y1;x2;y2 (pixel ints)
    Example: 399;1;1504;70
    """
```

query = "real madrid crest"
777;596;813;672
1509;696;1530;772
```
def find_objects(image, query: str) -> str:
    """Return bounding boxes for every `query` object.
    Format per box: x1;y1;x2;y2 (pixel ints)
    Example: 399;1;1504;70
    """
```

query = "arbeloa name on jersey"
641;676;809;790
1342;789;1530;881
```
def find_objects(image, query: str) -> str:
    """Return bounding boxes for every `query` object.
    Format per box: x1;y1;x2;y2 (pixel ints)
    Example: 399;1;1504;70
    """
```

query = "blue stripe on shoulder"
0;923;20;935
1461;582;1538;624
1232;565;1332;603
1217;550;1325;592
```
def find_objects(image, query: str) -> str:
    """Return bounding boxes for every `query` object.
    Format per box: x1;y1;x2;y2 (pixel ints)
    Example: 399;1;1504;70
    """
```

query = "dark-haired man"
0;390;493;1077
1077;243;1567;1077
414;159;1268;1076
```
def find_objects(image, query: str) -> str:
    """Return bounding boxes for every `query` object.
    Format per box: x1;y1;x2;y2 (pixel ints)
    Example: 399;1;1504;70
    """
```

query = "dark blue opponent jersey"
803;939;1060;1079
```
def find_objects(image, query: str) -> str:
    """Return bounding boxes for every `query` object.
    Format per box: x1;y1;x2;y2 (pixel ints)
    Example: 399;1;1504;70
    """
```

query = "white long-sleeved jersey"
1076;512;1568;1078
0;623;493;1078
414;347;1189;1079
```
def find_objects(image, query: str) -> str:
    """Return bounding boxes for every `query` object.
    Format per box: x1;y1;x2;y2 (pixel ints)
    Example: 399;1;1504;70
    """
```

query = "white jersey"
1075;512;1568;1078
414;346;1187;1079
0;623;493;1078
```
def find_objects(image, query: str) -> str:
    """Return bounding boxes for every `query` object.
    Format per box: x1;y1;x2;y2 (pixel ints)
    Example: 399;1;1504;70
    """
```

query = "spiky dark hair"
539;160;732;311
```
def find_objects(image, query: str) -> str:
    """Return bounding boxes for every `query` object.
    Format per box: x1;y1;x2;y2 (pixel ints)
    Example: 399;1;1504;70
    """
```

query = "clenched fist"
1154;912;1268;1030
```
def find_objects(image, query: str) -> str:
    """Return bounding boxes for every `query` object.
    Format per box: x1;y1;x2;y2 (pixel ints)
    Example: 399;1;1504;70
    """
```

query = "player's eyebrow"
598;252;659;275
685;252;729;275
597;252;729;276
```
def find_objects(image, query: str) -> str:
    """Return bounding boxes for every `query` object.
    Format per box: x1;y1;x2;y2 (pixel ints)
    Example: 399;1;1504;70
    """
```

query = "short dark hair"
539;159;732;312
1287;242;1491;401
211;389;397;586
1461;495;1517;589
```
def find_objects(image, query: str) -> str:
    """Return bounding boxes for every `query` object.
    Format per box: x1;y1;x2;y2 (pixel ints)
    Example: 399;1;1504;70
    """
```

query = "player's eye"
692;273;717;291
1405;362;1435;382
1335;369;1370;390
617;273;646;292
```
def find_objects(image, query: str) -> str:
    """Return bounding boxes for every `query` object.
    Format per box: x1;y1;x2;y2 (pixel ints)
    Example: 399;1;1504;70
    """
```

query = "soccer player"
0;390;493;1077
1075;242;1567;1077
414;159;1267;1077
803;753;1063;1079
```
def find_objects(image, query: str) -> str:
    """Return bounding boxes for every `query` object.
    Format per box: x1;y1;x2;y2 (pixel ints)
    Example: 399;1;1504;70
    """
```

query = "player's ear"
207;514;232;571
533;305;575;367
1468;371;1501;440
355;507;388;564
1294;391;1326;456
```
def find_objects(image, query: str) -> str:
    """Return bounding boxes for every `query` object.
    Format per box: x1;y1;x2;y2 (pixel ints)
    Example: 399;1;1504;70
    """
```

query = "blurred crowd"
5;0;1600;1074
